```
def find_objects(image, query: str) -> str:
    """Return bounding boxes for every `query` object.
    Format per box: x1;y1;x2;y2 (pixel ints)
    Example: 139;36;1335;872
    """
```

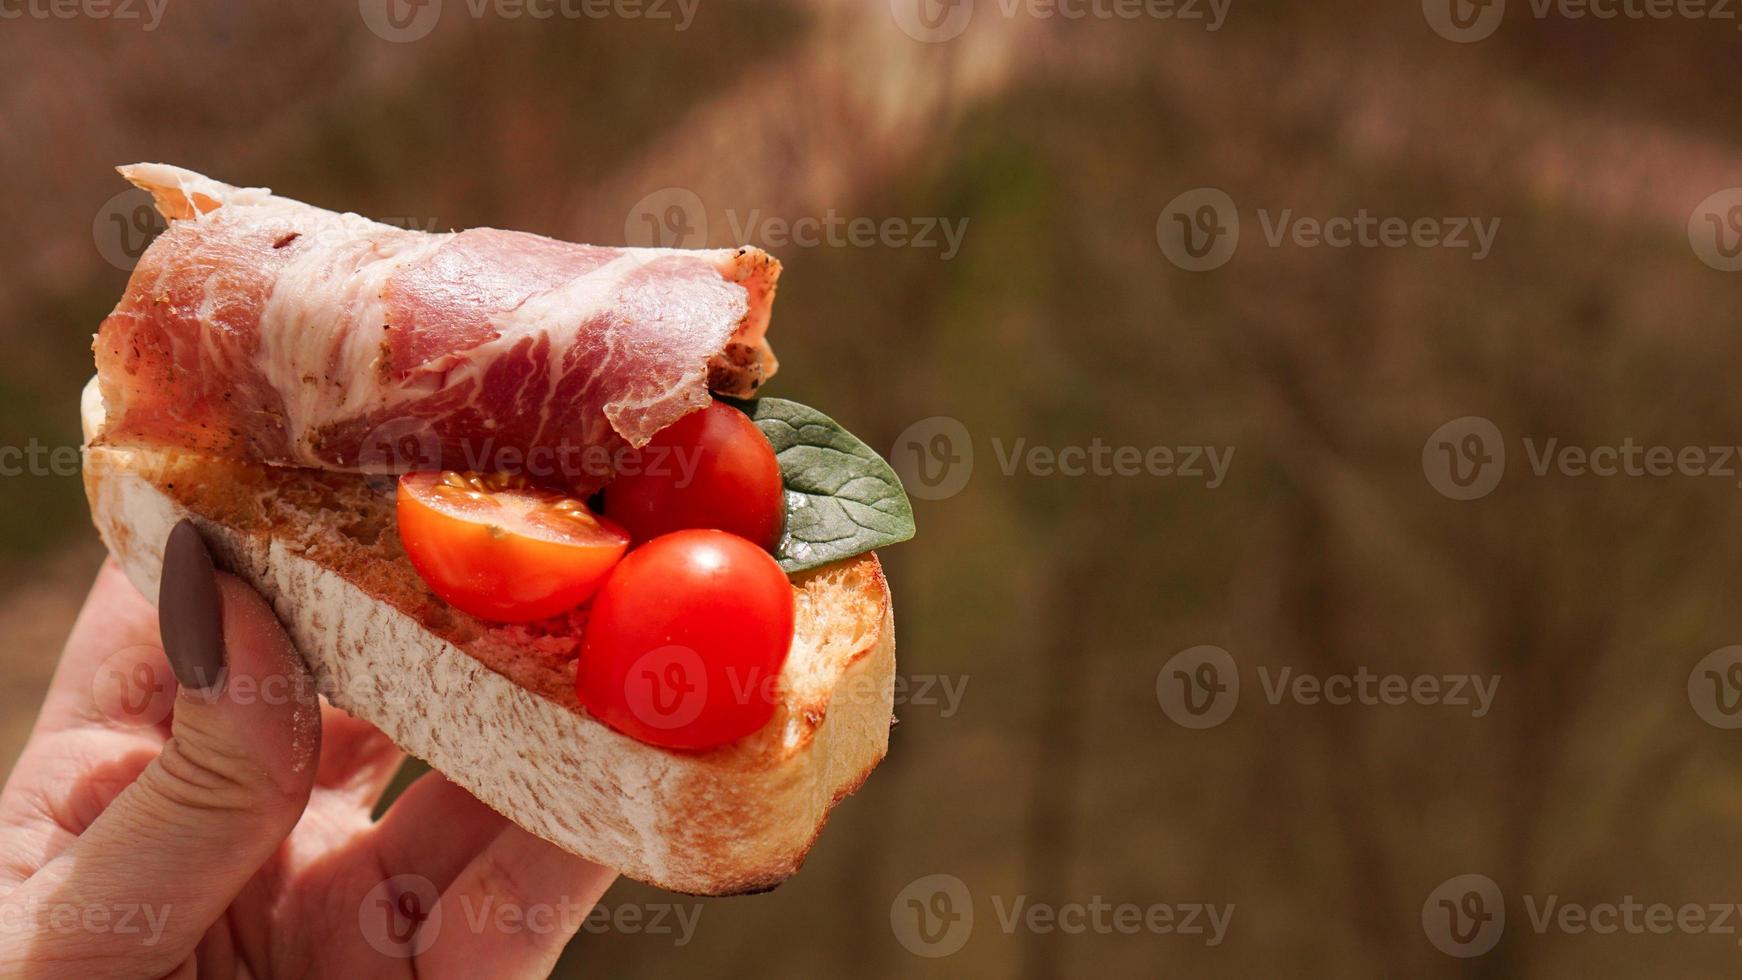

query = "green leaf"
732;397;916;573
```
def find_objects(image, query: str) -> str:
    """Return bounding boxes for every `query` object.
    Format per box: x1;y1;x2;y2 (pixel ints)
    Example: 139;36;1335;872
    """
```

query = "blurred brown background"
7;0;1742;975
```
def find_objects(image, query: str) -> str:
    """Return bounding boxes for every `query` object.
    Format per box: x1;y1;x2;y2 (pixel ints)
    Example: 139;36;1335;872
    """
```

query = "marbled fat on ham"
93;164;780;492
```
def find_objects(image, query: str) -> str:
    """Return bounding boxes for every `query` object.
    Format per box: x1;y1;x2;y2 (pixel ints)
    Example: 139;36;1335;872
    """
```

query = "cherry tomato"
576;529;795;750
396;471;630;623
602;401;784;551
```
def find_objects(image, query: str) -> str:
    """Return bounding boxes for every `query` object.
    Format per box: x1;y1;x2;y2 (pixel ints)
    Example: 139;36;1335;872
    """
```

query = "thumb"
13;521;320;974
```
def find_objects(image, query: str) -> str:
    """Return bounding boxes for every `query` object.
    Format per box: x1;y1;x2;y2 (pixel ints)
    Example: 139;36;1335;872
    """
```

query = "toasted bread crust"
79;382;895;895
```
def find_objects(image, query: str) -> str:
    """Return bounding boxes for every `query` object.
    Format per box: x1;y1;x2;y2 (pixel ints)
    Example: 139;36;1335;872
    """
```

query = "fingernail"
160;520;224;692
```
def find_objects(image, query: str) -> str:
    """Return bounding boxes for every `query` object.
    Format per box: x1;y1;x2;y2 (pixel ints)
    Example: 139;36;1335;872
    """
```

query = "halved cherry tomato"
576;529;795;750
602;401;785;552
396;471;630;623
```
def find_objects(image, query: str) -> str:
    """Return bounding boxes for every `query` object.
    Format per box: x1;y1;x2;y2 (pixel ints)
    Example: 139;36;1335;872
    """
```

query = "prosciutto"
93;164;780;492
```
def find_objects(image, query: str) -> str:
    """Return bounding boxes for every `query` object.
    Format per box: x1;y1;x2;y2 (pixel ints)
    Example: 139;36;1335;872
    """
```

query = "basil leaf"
733;397;916;573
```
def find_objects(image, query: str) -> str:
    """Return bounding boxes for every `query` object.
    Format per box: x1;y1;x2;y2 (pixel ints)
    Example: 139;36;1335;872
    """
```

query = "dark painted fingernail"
160;520;224;692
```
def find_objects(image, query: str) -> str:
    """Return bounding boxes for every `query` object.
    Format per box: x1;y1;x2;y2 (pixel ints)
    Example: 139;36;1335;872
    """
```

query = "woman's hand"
0;521;616;978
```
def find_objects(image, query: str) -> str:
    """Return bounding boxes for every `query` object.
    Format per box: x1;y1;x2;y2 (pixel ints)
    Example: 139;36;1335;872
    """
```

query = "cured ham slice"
94;164;779;492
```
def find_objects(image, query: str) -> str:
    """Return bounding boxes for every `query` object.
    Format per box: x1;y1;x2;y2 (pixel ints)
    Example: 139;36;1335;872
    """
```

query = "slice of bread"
79;379;895;896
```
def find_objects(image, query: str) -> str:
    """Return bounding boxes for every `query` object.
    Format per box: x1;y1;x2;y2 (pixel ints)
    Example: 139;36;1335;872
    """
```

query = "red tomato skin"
602;402;785;552
396;473;630;624
576;529;796;751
